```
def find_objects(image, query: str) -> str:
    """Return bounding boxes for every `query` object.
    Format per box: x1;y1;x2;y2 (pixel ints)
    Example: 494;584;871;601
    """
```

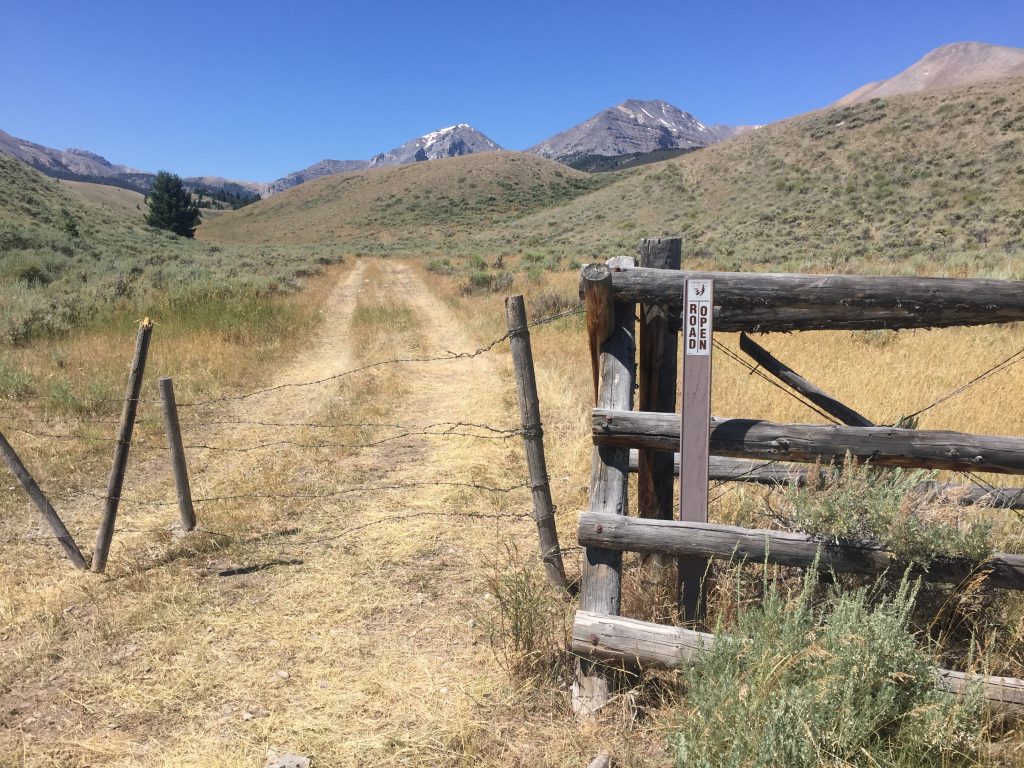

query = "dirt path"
4;258;548;767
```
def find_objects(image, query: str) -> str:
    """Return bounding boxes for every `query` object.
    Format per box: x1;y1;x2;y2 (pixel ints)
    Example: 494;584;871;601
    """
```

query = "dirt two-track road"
2;259;591;767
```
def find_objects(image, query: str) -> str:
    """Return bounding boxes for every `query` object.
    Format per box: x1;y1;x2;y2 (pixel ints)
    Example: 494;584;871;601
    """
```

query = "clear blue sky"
1;0;1022;182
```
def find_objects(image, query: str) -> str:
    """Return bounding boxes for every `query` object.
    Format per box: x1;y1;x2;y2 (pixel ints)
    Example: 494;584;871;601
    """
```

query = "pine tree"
145;171;201;237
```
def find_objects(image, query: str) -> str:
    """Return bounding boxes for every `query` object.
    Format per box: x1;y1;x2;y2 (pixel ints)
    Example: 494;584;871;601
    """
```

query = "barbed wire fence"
4;292;1023;574
0;303;585;573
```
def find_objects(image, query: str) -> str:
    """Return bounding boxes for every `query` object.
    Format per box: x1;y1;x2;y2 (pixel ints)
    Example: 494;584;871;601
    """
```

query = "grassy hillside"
0;154;341;342
201;77;1024;280
60;179;147;216
198;151;617;254
492;76;1024;276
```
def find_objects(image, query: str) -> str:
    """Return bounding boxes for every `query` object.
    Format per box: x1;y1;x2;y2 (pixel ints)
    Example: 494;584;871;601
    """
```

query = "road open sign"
685;280;713;356
679;277;713;621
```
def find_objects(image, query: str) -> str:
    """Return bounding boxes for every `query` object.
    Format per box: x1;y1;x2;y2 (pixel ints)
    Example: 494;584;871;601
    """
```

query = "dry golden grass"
5;257;1024;766
59;181;146;218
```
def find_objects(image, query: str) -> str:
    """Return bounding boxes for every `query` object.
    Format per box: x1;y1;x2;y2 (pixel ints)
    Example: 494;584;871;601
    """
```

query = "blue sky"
1;0;1022;182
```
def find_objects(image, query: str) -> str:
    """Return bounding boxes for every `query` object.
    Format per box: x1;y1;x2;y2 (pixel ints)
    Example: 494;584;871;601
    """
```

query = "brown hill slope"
836;42;1024;105
198;151;613;250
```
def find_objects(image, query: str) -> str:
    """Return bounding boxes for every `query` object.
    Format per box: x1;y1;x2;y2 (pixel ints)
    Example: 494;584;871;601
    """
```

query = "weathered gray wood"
583;264;614;404
586;755;612;768
505;296;569;593
0;430;87;570
92;318;153;573
578;511;1024;590
576;257;636;715
158;377;196;532
579;267;1024;331
596;409;1024;476
739;333;874;427
679;278;714;622
573;609;715;668
626;451;1024;508
572;610;1024;714
637;240;680;589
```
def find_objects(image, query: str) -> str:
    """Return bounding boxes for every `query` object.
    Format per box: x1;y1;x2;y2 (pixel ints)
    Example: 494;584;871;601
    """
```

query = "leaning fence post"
92;318;153;573
158;376;195;531
505;295;569;593
0;429;88;570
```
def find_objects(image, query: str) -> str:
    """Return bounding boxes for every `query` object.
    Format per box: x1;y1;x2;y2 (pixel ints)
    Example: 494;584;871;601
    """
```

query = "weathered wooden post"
575;256;636;715
158;376;196;532
505;295;569;593
582;264;613;404
637;238;681;586
679;278;713;623
92;318;153;573
0;430;88;570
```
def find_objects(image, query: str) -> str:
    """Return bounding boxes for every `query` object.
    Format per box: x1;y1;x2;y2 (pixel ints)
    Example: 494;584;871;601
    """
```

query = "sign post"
679;278;713;622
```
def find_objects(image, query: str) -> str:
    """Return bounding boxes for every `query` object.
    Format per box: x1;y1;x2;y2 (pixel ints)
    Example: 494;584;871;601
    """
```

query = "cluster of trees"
144;172;262;238
193;187;261;210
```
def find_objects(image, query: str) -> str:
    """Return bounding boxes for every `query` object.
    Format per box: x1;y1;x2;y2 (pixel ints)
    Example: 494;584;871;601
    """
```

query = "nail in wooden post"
575;256;636;715
638;238;681;586
582;264;614;404
505;296;569;593
158;376;195;531
92;318;153;573
0;429;88;570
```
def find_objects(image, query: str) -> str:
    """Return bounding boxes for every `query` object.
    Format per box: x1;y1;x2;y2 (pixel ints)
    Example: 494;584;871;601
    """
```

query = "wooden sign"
679;278;713;621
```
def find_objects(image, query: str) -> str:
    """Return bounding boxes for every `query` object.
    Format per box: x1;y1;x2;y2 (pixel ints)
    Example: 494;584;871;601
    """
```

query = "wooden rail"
596;409;1024;475
571;610;1024;715
578;511;1024;590
625;451;1024;508
579;267;1024;331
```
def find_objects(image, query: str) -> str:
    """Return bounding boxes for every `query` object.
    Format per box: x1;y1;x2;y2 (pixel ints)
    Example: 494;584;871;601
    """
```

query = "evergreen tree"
145;171;201;237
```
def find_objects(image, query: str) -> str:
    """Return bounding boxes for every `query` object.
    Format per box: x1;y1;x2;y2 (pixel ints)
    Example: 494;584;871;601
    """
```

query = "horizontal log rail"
572;610;1024;715
578;267;1024;331
625;451;1024;508
578;511;1024;590
597;409;1024;475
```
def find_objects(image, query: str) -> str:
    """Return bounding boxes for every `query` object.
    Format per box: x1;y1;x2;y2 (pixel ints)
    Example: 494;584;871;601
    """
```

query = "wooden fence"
571;238;1024;715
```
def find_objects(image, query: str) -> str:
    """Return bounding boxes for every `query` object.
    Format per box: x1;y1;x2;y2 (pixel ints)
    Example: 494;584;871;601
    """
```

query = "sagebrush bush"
759;461;993;565
672;572;984;768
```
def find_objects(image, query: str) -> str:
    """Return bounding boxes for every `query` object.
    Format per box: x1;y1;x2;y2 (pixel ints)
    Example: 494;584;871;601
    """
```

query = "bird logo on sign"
694;283;706;297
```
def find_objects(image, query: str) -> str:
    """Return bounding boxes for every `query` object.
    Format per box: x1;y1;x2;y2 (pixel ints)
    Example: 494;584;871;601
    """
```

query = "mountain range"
2;41;1023;201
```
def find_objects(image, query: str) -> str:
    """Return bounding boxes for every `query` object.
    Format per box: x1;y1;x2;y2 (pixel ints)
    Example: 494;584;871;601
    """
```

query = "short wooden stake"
158;377;195;531
0;429;88;570
505;296;569;593
92;318;153;573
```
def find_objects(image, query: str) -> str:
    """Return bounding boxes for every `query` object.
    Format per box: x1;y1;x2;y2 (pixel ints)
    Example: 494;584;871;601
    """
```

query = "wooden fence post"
575;256;636;715
582;264;614;404
637;238;681;587
92;318;153;573
158;376;196;532
0;430;88;570
505;295;569;593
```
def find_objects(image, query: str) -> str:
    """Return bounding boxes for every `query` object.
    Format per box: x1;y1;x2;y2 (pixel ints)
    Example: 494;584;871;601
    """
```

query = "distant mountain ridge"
0;128;267;199
527;99;728;167
836;41;1024;105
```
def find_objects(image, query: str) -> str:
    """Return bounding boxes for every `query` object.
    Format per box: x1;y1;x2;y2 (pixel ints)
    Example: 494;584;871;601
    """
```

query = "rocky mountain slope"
0;128;266;198
266;159;369;195
836;41;1024;105
367;124;501;167
527;99;723;166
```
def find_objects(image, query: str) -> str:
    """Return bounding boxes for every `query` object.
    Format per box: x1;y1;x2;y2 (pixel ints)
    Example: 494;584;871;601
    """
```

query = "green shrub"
671;573;983;768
